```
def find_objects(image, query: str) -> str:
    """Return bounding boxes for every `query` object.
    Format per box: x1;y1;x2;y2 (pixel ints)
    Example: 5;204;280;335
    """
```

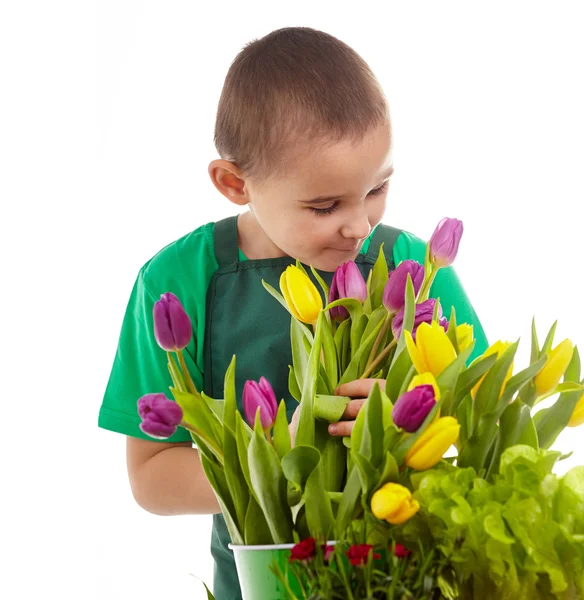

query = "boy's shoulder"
377;224;426;263
140;221;219;293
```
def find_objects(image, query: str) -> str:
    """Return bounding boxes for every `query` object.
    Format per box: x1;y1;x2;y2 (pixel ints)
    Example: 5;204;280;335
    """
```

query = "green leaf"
450;352;498;415
320;436;346;492
335;466;362;537
503;356;548;410
540;320;558;357
352;452;378;495
360;383;385;467
288;366;301;403
244;495;273;545
314;394;351;422
446;306;460;355
369;242;388;308
436;341;475;415
281;445;320;489
471;340;519;429
339;316;385;385
350;313;369;361
235;415;254;496
305;459;335;539
385;347;413;403
167;352;186;392
290;318;310;394
272;400;291;460
321;317;338;390
201;391;225;421
248;414;293;543
261;279;291;317
376;451;399;489
486;400;538;480
200;454;244;545
530;317;540;364
223;426;249;533
223;355;237;431
396;274;416;355
295;312;325;447
310;265;330;301
534;387;584;449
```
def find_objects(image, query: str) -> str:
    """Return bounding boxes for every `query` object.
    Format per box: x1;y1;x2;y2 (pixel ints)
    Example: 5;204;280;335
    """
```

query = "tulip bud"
383;260;425;313
328;261;367;321
407;372;441;400
393;544;412;559
392;385;436;433
429;218;463;269
405;416;460;470
138;393;183;439
243;377;278;430
280;265;323;325
456;323;474;351
535;339;574;396
568;393;584;427
392;298;447;340
371;483;420;525
471;340;514;398
153;292;192;352
405;321;457;377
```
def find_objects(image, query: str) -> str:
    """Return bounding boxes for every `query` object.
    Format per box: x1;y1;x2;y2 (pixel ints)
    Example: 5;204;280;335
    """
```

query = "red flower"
290;537;316;562
321;544;335;563
393;543;412;559
345;544;381;566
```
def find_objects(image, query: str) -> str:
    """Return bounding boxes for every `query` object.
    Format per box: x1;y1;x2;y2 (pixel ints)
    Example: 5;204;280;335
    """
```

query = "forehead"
283;122;392;192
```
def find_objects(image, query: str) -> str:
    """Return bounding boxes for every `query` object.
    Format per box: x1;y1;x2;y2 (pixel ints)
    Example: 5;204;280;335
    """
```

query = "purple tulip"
138;393;183;439
383;260;425;314
153;292;192;352
392;385;436;433
429;218;463;268
243;377;278;430
392;299;448;340
328;261;367;322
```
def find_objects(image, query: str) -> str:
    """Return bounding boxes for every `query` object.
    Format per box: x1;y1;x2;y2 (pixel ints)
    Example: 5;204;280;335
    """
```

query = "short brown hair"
213;27;389;180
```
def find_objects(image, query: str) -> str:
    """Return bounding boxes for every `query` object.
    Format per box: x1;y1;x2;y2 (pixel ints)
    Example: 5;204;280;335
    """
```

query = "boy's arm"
126;437;220;515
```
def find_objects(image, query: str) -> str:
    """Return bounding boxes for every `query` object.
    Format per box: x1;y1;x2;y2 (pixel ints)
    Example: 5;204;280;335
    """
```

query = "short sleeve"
98;268;197;442
392;230;489;363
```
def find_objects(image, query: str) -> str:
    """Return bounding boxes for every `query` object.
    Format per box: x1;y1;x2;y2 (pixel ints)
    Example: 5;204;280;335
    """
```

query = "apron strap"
363;224;402;270
213;216;239;269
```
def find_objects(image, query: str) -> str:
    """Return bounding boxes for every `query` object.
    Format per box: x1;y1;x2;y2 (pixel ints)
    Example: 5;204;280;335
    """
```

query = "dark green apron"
203;216;402;599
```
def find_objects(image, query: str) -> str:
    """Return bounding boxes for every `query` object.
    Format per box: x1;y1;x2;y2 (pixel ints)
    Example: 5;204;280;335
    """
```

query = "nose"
340;209;371;241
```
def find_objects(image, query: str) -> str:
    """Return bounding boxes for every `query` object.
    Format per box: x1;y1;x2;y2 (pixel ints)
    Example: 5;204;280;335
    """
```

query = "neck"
237;210;288;260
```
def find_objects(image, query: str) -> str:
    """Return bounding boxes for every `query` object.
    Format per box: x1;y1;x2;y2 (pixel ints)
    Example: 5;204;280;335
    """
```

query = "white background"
2;1;584;598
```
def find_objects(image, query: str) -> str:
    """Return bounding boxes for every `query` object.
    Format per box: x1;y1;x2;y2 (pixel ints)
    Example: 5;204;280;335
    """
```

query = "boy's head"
209;27;393;271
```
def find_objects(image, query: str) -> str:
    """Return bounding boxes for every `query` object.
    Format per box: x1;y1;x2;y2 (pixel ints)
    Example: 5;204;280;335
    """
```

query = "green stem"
167;352;186;392
180;420;224;466
360;339;397;379
177;350;199;397
364;312;392;372
334;552;355;600
418;267;438;303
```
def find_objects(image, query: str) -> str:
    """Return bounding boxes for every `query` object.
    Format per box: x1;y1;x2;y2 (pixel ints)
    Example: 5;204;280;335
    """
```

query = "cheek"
368;195;387;227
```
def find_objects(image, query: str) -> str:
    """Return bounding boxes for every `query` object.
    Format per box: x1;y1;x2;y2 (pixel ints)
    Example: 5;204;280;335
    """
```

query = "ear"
208;159;250;206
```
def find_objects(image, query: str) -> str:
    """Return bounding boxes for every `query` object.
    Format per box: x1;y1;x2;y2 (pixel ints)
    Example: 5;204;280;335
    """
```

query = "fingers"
328;420;355;437
336;378;385;399
341;399;366;419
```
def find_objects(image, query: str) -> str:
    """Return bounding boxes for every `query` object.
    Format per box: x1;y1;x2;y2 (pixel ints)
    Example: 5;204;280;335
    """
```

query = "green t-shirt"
99;221;488;442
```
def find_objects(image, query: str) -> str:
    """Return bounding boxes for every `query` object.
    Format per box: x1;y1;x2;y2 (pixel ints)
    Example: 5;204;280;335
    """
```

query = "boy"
99;27;488;599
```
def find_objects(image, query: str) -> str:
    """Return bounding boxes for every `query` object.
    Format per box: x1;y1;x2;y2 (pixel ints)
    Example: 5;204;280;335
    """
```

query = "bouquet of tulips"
137;217;584;599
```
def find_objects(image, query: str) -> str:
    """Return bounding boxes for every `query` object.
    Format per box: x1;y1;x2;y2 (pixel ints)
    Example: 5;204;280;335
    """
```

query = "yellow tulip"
405;416;460;470
404;322;457;377
370;483;420;525
279;265;323;325
408;372;441;401
456;323;474;352
471;340;514;398
568;394;584;427
535;339;574;396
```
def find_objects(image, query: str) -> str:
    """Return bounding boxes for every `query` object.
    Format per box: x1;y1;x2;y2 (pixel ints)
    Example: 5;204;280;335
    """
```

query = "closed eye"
309;181;389;216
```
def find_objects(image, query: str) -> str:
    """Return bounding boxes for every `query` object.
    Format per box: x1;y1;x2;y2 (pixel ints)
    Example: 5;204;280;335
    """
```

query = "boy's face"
246;122;393;272
211;121;393;272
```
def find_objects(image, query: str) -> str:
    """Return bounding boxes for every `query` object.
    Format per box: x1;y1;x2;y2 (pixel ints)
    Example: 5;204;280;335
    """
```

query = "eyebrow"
299;165;394;205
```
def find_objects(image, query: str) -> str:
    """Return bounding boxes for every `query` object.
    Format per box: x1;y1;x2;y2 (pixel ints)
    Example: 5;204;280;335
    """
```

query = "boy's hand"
328;379;386;437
